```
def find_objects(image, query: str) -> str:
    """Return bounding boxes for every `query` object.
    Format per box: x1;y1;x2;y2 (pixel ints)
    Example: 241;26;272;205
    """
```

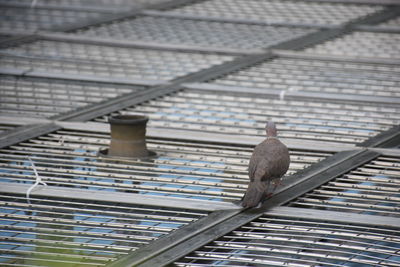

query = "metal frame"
1;1;400;266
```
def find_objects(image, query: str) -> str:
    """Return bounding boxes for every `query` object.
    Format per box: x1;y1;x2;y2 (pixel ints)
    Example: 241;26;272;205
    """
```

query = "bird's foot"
272;179;283;187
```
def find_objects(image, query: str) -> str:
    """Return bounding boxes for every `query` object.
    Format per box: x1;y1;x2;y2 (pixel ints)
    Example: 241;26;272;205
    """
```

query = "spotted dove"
241;121;290;208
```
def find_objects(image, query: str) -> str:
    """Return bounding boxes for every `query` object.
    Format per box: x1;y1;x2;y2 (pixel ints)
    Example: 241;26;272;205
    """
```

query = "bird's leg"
266;178;283;198
272;178;283;191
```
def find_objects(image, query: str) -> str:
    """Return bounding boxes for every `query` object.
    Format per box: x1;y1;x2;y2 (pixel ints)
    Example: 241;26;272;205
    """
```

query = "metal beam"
37;32;263;55
355;25;400;33
0;182;239;211
0;116;50;127
369;147;400;156
268;206;400;229
141;10;331;29
272;49;400;65
184;82;400;105
0;2;124;13
0;123;61;149
359;124;400;148
0;67;162;87
298;0;400;4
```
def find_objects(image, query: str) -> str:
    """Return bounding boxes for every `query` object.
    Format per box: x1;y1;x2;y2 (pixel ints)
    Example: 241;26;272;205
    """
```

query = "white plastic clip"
30;0;38;8
280;86;300;101
279;90;286;101
26;158;47;205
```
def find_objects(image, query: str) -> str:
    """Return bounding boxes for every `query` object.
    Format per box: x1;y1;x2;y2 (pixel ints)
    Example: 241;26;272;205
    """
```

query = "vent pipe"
101;114;151;158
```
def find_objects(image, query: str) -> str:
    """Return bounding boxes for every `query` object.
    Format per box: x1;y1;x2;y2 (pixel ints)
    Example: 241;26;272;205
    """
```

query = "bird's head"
266;121;277;137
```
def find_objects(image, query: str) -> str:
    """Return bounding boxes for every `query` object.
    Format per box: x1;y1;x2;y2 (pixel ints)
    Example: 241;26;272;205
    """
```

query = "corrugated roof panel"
174;215;400;266
0;40;235;82
0;192;206;266
74;16;315;50
288;155;400;217
95;89;400;146
304;31;400;60
163;0;384;26
210;56;400;97
0;75;145;118
0;128;331;202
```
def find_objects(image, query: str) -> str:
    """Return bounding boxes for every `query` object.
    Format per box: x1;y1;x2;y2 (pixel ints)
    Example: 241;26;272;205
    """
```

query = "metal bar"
37;32;263;55
274;6;400;50
272;49;400;65
272;28;347;50
297;0;400;4
369;148;400;157
345;5;400;25
183;82;400;105
145;0;203;11
0;2;124;13
354;25;400;34
0;183;238;211
0;33;38;49
0;116;51;141
353;5;400;26
0;123;61;149
355;25;400;33
359;125;400;148
109;149;378;267
141;10;332;29
9;69;162;87
0;116;50;126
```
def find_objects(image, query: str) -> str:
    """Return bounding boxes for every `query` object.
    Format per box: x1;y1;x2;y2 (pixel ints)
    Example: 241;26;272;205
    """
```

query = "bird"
241;121;290;208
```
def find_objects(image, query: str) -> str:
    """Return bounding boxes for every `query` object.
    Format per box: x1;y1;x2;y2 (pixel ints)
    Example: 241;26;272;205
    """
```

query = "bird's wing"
248;146;262;181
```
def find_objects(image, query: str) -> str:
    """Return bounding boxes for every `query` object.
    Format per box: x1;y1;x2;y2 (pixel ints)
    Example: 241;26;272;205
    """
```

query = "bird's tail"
241;181;267;208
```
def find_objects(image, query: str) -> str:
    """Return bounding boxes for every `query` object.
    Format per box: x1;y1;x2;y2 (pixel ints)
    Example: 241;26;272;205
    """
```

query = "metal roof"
0;0;399;266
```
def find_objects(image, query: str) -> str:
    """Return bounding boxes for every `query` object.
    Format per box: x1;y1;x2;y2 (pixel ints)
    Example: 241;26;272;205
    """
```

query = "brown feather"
242;137;290;208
